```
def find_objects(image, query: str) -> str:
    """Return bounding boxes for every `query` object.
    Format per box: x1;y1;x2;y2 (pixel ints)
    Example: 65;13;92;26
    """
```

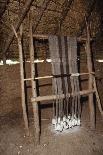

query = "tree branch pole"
12;25;29;136
29;9;40;145
54;0;74;34
31;90;95;102
3;0;35;57
77;0;96;36
85;20;95;129
33;0;51;32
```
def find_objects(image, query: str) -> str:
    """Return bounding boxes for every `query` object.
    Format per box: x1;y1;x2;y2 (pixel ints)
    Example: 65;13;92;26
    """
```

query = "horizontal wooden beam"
31;90;95;102
32;34;94;42
24;72;95;81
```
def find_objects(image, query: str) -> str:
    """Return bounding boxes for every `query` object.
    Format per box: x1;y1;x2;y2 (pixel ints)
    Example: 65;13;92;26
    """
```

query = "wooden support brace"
12;25;29;136
31;90;95;102
31;34;94;42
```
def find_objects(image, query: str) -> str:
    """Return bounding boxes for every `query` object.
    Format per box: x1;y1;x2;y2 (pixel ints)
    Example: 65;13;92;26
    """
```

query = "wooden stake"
12;25;29;136
29;12;40;145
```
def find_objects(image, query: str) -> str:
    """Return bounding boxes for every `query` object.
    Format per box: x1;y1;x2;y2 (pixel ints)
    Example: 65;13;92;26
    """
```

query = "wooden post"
85;22;95;129
12;25;29;135
29;12;40;144
3;54;6;65
93;77;103;117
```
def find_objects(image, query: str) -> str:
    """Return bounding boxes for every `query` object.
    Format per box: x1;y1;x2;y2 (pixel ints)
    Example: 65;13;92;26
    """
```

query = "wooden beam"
93;77;103;117
85;21;95;129
33;0;51;32
33;3;62;13
0;0;9;18
29;10;40;145
3;0;35;56
32;34;94;42
77;0;96;36
31;90;95;102
12;25;29;136
23;72;95;81
54;0;74;33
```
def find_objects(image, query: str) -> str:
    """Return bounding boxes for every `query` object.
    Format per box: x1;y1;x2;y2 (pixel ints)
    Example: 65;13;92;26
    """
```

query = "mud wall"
0;62;52;117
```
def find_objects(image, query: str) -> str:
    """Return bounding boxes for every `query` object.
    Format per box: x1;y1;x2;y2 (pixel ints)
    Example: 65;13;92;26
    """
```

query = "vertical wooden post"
3;54;6;65
12;25;29;135
18;36;29;135
29;12;40;144
93;77;103;117
85;23;95;129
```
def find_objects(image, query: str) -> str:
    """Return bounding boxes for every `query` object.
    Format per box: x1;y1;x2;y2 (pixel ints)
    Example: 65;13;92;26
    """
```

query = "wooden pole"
54;0;74;34
31;34;93;42
3;54;6;65
23;72;95;81
33;0;51;32
12;25;29;135
29;12;40;145
85;21;95;129
3;0;35;55
93;77;103;116
31;90;95;102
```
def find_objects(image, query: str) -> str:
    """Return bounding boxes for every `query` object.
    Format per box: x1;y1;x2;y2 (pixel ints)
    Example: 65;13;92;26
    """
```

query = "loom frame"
12;22;102;145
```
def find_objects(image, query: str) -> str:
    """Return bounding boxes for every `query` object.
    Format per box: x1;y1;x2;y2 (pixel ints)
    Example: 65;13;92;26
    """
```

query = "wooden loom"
12;22;103;145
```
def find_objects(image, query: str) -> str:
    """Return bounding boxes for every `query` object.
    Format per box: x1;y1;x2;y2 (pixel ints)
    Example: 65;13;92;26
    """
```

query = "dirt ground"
0;103;103;155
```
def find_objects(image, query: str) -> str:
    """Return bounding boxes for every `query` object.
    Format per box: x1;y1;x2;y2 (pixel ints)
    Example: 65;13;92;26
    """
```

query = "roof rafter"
77;0;96;36
3;0;35;56
32;0;52;32
0;0;9;18
3;0;51;56
54;0;74;34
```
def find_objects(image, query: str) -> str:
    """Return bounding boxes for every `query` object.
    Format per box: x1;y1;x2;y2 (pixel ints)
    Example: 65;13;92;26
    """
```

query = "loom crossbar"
31;90;95;102
31;34;94;42
24;72;95;81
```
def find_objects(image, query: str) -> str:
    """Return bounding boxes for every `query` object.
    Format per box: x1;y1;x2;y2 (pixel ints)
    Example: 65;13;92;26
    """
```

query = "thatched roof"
0;0;103;60
0;0;8;18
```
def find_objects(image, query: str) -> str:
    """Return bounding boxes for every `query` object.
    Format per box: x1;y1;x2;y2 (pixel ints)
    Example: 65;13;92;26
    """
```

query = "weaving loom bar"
32;34;93;42
31;90;95;102
23;72;95;81
12;26;29;136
